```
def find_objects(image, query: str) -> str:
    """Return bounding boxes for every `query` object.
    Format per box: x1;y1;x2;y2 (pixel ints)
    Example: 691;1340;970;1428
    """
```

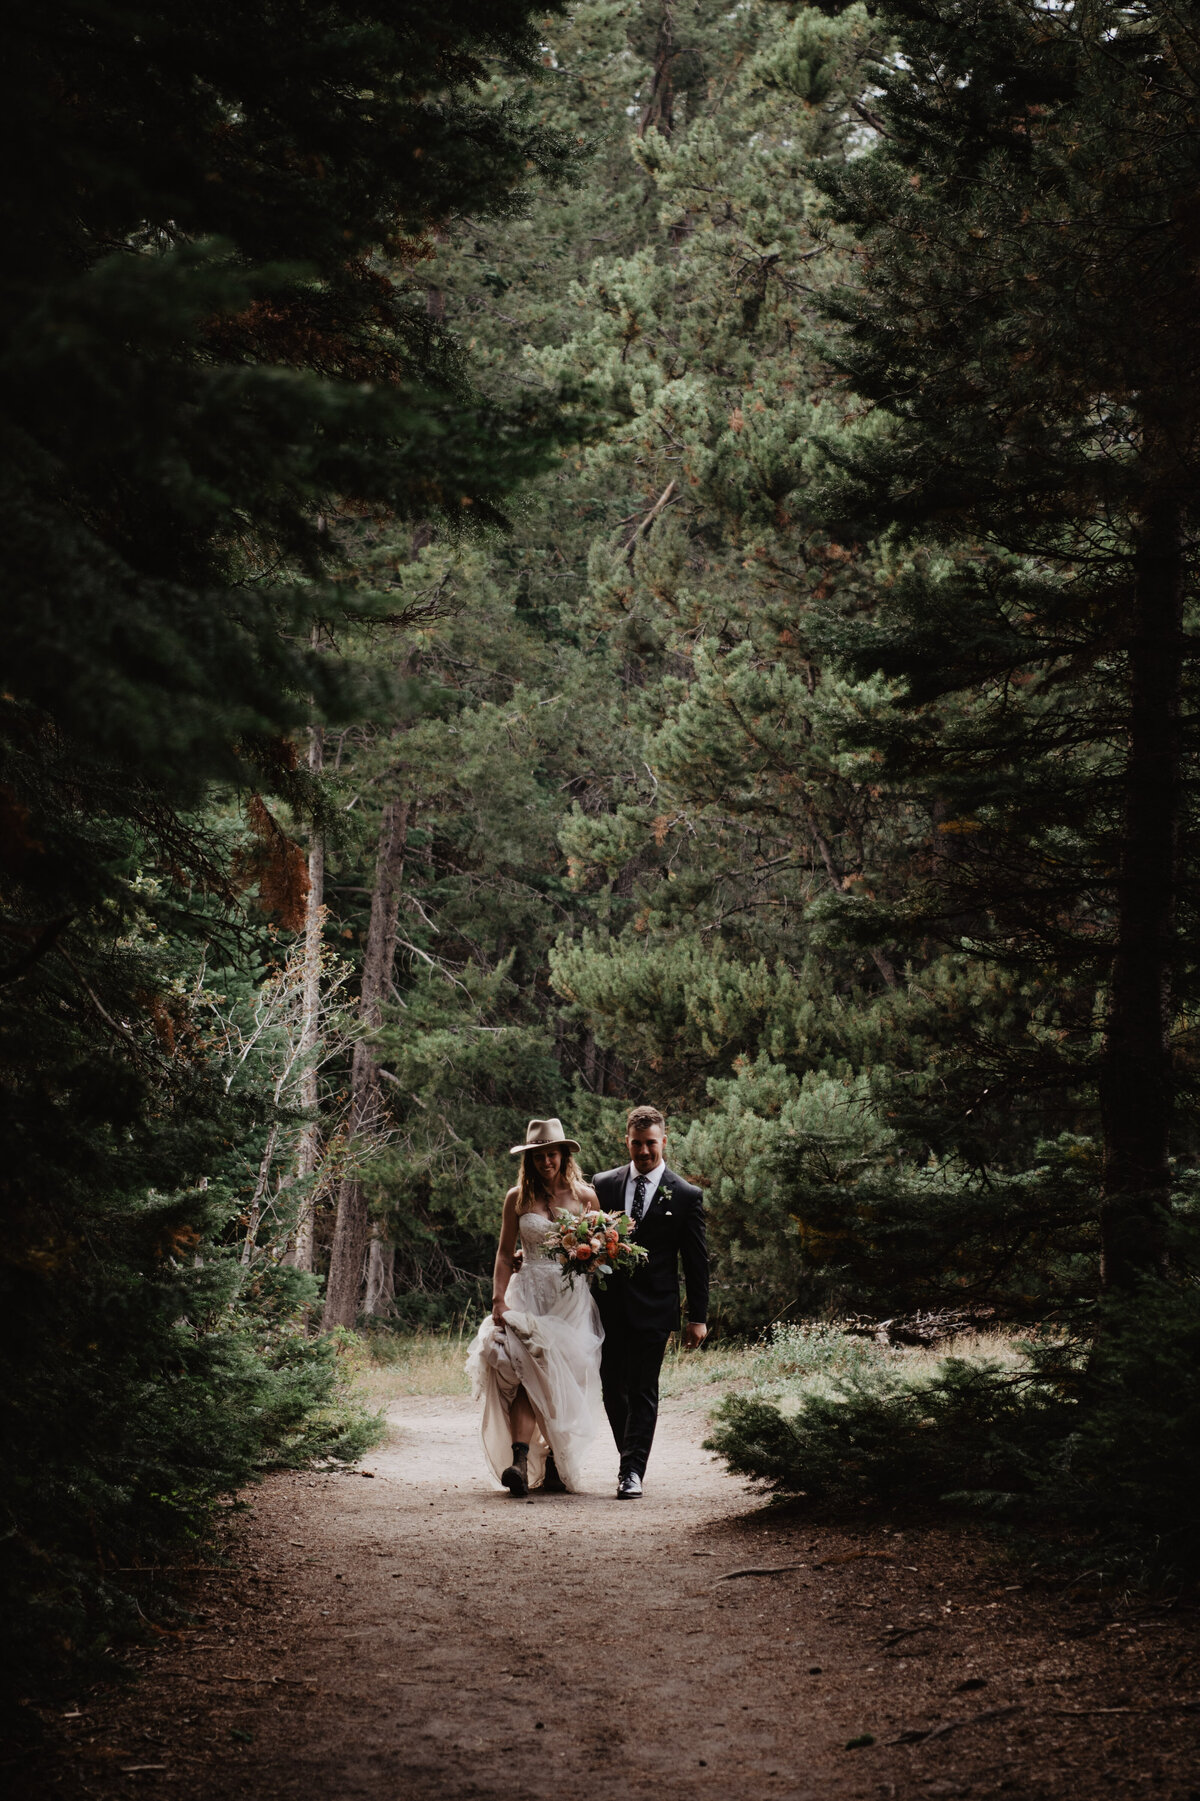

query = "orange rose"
574;1244;592;1260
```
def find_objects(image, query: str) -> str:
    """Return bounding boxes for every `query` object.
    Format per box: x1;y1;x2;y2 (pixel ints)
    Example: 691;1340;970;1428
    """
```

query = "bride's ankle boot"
537;1452;567;1494
501;1441;529;1497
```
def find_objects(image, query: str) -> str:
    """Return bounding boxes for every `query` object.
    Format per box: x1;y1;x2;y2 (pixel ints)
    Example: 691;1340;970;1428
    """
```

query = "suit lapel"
599;1164;630;1212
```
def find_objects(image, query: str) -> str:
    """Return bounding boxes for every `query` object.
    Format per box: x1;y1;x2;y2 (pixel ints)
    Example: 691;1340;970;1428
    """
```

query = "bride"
466;1118;604;1496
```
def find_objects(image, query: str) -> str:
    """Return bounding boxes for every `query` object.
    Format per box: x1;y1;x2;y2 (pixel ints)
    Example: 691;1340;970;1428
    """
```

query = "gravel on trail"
18;1393;1200;1800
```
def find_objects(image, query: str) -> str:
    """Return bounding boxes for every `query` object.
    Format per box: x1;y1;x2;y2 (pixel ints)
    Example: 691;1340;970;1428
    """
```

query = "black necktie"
631;1173;649;1226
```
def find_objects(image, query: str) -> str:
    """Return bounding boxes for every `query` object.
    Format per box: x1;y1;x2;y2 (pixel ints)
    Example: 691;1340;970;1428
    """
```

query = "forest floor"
15;1357;1200;1801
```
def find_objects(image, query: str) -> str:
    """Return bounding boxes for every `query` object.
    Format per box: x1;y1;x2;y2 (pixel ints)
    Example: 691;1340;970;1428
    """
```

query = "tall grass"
357;1320;1025;1410
356;1324;475;1403
662;1321;1024;1410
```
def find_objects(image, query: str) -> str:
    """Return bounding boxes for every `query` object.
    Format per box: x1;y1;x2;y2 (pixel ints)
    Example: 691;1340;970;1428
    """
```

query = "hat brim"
509;1138;580;1156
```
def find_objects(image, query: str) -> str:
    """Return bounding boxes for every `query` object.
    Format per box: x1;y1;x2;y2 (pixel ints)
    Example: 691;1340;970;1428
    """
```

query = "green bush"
707;1353;1069;1506
1052;1285;1200;1569
706;1284;1200;1584
0;1195;381;1710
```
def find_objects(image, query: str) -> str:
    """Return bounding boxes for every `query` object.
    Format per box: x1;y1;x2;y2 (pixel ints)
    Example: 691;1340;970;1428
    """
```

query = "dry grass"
662;1323;1028;1412
354;1326;474;1405
352;1321;1031;1414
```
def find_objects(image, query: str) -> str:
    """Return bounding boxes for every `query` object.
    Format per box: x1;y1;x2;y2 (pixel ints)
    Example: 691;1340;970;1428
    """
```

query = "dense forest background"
310;0;1200;1337
6;0;1200;1714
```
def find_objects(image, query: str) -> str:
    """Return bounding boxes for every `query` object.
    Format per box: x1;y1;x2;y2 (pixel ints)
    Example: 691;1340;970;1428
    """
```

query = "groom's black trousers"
600;1327;670;1478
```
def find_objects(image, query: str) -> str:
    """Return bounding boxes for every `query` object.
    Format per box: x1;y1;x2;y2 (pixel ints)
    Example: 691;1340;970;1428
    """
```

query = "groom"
591;1106;709;1499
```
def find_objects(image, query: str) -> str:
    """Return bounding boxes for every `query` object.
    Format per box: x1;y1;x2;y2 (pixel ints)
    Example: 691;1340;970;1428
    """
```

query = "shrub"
0;1198;381;1712
705;1283;1200;1585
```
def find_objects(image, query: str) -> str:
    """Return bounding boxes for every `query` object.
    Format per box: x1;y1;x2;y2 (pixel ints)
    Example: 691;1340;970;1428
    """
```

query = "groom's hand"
683;1322;708;1350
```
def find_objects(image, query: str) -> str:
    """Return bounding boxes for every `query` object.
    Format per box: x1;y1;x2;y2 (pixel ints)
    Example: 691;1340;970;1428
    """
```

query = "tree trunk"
363;1228;396;1317
287;725;325;1273
321;792;409;1329
1098;489;1184;1287
242;1124;279;1263
639;5;676;140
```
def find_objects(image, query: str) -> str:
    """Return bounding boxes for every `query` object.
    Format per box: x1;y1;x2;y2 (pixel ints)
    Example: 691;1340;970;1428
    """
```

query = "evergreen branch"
0;914;74;986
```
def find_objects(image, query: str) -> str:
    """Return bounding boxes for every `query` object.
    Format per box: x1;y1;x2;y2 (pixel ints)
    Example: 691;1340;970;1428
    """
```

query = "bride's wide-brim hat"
509;1117;580;1156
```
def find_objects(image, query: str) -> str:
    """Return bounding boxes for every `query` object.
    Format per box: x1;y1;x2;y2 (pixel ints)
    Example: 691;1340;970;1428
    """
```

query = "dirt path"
23;1395;1200;1800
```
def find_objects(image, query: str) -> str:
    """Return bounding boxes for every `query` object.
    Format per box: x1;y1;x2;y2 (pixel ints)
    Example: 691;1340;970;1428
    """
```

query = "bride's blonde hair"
515;1147;584;1216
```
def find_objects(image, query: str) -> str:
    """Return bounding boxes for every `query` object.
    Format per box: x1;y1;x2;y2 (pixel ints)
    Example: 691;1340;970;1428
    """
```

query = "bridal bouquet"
543;1208;648;1291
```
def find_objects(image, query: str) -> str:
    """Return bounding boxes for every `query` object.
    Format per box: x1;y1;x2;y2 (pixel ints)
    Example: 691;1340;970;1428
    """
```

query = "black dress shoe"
616;1471;643;1499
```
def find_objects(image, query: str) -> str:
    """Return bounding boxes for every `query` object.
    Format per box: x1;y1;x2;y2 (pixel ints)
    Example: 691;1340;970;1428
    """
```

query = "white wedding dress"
466;1209;605;1492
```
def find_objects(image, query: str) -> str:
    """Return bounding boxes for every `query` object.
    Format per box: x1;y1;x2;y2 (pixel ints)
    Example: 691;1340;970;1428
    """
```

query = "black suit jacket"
590;1163;709;1338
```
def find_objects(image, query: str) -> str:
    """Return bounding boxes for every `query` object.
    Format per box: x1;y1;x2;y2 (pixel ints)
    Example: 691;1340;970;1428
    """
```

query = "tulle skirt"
466;1258;605;1492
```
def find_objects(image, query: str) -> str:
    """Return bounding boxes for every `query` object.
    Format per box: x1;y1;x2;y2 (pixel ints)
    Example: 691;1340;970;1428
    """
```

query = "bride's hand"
492;1299;507;1328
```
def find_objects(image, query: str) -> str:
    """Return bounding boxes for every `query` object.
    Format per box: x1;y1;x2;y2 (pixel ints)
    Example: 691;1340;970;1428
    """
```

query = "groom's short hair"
626;1105;665;1131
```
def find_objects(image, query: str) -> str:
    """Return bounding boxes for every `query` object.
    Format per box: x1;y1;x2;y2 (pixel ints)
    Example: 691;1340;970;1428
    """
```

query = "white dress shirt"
622;1159;666;1218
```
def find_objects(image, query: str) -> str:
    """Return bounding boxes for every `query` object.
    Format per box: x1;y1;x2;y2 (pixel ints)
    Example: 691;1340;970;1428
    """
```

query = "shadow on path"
20;1396;1200;1801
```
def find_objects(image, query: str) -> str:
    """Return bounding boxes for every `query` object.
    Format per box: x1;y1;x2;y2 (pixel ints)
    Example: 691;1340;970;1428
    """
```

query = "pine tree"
287;3;683;1322
2;0;571;1699
299;538;613;1323
810;0;1200;1284
288;2;1153;1338
329;2;974;1330
538;0;901;1110
8;0;572;786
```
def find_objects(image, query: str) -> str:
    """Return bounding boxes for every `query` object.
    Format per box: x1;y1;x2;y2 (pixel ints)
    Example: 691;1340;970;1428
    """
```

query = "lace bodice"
518;1209;575;1260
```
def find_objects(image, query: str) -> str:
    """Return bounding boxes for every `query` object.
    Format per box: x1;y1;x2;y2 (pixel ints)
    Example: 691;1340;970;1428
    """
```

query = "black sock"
511;1441;529;1458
